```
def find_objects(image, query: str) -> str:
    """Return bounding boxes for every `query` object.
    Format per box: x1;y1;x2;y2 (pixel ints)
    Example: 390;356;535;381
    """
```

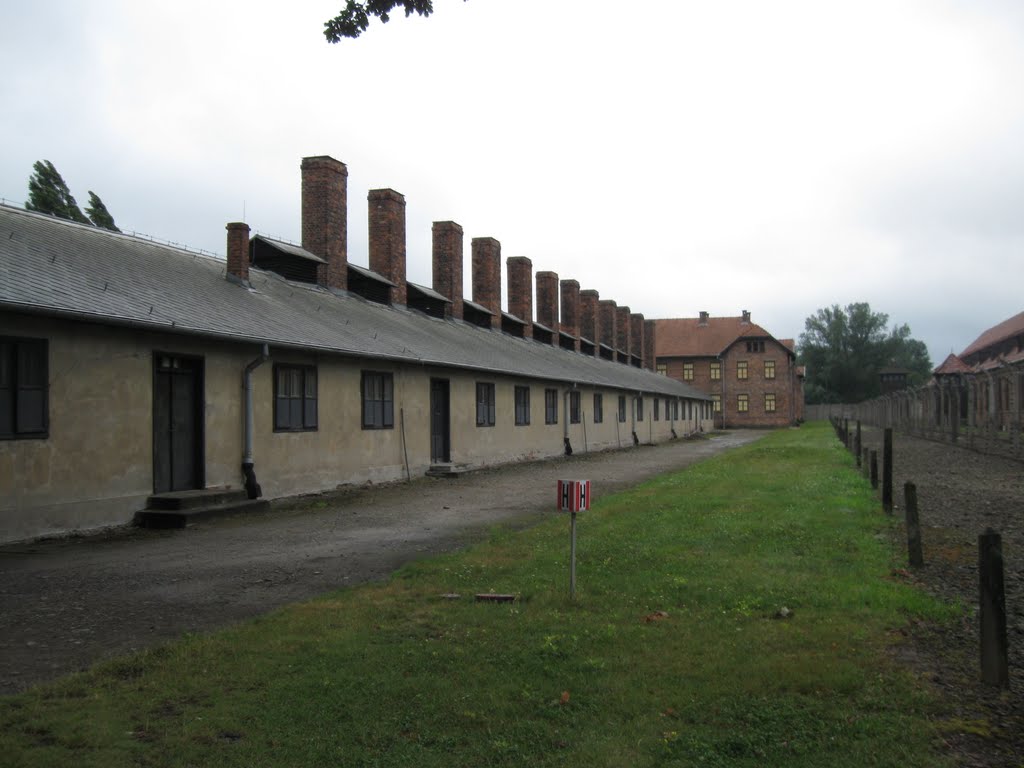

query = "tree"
797;302;932;404
324;0;466;41
26;160;89;224
85;191;120;232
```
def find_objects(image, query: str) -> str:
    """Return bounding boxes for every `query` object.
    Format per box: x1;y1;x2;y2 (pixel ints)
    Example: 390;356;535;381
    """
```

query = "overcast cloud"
2;0;1021;364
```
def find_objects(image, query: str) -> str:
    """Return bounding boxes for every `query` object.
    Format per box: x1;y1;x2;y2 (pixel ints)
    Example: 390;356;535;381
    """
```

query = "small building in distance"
654;310;804;428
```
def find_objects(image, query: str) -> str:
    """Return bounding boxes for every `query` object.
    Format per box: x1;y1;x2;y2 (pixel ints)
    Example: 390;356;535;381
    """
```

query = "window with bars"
515;385;530;425
0;337;48;439
476;382;495;426
636;396;644;421
618;395;626;423
593;393;603;423
274;364;318;431
653;398;660;421
545;388;558;425
361;371;393;429
569;391;581;424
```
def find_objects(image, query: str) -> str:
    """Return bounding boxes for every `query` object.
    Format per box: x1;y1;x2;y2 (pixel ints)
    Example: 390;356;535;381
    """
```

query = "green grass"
1;423;958;767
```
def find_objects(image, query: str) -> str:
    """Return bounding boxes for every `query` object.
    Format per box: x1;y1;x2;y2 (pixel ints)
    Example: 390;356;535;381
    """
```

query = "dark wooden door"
430;378;450;463
153;355;203;493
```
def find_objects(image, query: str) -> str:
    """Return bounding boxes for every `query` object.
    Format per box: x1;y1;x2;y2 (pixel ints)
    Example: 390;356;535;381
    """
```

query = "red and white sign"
557;479;591;512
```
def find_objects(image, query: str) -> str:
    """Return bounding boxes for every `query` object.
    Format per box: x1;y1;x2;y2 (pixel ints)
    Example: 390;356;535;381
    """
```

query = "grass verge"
0;422;957;767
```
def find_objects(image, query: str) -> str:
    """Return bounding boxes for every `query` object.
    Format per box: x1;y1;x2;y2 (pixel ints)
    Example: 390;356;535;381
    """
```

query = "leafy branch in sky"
325;0;467;42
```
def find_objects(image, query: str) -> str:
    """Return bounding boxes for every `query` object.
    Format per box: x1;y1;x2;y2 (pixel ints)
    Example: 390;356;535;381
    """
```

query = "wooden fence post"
882;428;893;514
870;450;878;490
979;529;1009;688
904;482;923;567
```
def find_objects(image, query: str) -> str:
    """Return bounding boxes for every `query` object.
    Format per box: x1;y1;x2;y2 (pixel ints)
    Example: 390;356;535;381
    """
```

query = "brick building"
654;311;805;428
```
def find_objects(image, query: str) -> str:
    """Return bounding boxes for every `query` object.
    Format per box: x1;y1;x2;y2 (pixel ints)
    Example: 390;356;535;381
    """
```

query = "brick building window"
656;364;667;376
712;394;721;413
683;362;694;381
570;391;581;424
275;364;318;432
737;361;748;380
765;393;776;412
737;394;749;413
514;386;530;425
764;360;776;380
545;388;558;424
361;371;392;429
618;395;626;422
0;337;48;439
593;393;603;423
746;340;765;353
476;382;495;427
710;362;721;381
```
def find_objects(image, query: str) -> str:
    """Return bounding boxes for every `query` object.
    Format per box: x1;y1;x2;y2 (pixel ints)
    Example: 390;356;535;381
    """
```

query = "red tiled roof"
779;338;796;352
655;316;775;357
960;310;1024;358
933;353;971;375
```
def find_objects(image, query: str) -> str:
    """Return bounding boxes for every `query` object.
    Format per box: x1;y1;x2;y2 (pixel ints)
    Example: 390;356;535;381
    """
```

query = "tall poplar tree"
85;191;120;232
26;160;89;224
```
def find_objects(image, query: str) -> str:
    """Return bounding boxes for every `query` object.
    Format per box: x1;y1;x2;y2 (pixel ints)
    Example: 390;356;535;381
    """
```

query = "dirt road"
0;430;763;694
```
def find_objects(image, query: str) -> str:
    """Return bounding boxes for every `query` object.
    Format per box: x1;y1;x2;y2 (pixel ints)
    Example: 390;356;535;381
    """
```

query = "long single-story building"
0;155;712;542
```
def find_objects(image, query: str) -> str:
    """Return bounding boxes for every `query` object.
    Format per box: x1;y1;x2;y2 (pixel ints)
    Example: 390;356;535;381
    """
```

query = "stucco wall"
1;313;712;542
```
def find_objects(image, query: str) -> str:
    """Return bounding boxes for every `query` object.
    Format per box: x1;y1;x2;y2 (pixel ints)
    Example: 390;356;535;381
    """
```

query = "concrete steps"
134;489;269;529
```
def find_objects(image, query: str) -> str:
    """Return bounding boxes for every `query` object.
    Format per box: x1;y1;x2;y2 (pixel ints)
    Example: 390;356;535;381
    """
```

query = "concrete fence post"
870;450;878;490
882;428;893;515
904;482;923;567
979;529;1009;688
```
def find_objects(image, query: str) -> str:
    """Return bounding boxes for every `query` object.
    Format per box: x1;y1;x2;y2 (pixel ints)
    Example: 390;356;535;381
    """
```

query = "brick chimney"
225;222;250;283
471;237;501;328
507;256;533;338
368;189;407;306
741;309;750;324
536;271;560;346
699;310;709;326
599;300;618;351
616;305;632;359
644;319;656;371
630;312;645;365
580;289;600;356
560;279;581;352
432;221;463;320
301;155;347;290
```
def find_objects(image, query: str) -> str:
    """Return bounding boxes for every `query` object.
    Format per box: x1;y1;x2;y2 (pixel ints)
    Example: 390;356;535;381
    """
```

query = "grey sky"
2;0;1021;364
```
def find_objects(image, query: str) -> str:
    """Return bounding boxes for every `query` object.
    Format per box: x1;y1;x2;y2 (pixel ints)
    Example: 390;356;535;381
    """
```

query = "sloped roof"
961;310;1024;358
0;205;709;401
654;316;777;357
933;353;971;376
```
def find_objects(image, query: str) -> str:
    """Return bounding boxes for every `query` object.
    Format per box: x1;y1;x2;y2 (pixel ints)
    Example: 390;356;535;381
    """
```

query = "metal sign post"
557;479;591;600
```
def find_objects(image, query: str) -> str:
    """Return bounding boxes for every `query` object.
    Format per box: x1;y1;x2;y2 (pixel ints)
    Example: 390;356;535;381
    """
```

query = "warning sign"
557;479;591;512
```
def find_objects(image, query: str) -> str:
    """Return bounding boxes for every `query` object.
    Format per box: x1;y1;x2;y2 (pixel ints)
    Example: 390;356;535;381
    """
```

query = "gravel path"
0;430;763;695
856;426;1023;768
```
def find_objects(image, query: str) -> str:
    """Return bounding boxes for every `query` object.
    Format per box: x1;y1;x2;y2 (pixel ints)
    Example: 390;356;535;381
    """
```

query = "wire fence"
806;359;1024;462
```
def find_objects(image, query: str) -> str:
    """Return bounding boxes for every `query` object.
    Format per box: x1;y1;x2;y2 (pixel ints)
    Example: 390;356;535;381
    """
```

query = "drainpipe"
631;393;639;446
563;385;574;456
719;353;726;429
242;344;270;499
